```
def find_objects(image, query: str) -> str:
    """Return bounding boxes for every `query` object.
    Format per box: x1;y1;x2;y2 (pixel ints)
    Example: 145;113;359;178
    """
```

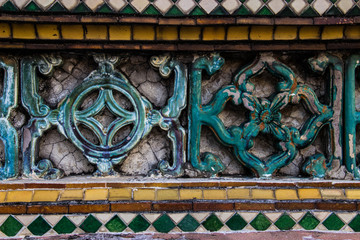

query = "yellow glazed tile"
227;26;249;40
203;189;226;200
61;25;84;40
320;189;345;199
346;189;360;199
274;26;297;40
202;27;225;41
6;190;33;202
133;189;155;201
299;26;320;40
345;26;360;39
32;190;60;202
156;26;178;41
109;25;131;40
322;26;344;40
227;188;251;199
59;189;83;201
133;26;155;41
36;24;60;40
275;189;298;200
157;189;179;200
84;189;108;201
250;26;273;41
179;189;203;200
180;27;201;40
0;23;10;38
85;25;107;40
109;188;132;201
0;191;6;202
251;189;274;199
12;23;36;39
298;189;321;199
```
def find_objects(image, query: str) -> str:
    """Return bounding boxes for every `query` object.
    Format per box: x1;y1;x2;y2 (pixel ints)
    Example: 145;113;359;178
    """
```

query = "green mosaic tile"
322;213;345;231
120;5;137;14
165;5;184;16
324;6;342;16
307;0;314;3
347;5;360;16
0;216;23;237
143;5;161;15
226;214;247;230
278;6;296;16
1;1;18;11
105;215;126;232
257;6;272;15
211;6;228;15
250;213;271;231
235;5;250;15
53;217;76;234
349;214;360;232
28;216;51;236
97;3;114;13
190;6;207;15
274;214;295;230
72;2;92;13
80;215;102;233
24;1;41;11
128;215;150;233
48;2;66;12
299;212;320;230
202;214;224;232
178;214;200;232
329;0;337;3
301;7;319;16
153;214;176;233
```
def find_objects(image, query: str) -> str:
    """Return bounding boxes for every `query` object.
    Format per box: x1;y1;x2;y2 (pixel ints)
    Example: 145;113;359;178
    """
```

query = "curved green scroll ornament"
22;55;64;179
0;57;19;180
189;53;336;178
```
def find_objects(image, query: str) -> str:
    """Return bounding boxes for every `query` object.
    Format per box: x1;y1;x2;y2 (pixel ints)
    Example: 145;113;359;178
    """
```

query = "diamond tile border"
2;211;360;237
0;0;359;16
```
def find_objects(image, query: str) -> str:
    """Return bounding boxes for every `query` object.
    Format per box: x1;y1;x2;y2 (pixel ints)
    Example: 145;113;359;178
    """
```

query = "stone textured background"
4;52;350;178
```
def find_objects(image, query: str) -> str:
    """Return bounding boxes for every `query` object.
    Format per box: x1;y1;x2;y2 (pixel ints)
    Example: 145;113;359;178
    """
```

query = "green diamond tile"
257;6;273;15
97;3;114;13
105;215;126;232
24;1;42;11
325;6;342;16
301;7;320;16
274;214;296;230
28;216;51;236
189;6;207;15
250;213;271;231
235;5;250;15
278;6;296;16
0;216;23;237
202;214;224;232
128;215;150;233
143;4;161;15
226;214;247;230
120;5;137;14
178;214;200;232
48;2;66;12
72;2;92;13
80;215;102;233
53;216;76;234
299;212;320;230
347;5;360;15
349;214;360;232
153;214;176;233
322;213;345;231
1;0;18;11
210;6;228;15
165;5;184;16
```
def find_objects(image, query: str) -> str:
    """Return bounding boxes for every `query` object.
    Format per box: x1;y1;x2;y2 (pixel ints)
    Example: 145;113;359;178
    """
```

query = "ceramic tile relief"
0;0;360;16
0;211;360;237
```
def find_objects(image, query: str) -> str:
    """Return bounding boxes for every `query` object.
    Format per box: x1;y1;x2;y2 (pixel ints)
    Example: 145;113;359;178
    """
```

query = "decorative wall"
0;0;360;239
